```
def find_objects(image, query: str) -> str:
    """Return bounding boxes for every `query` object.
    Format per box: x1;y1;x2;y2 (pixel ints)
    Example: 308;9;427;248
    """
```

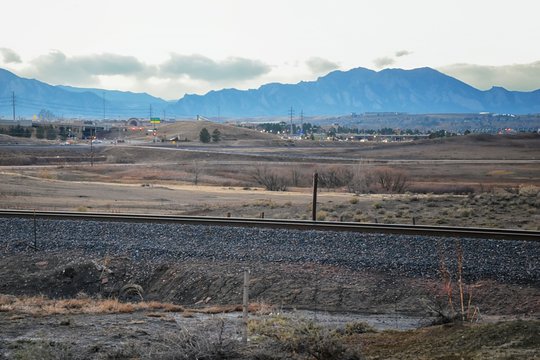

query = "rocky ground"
1;217;539;359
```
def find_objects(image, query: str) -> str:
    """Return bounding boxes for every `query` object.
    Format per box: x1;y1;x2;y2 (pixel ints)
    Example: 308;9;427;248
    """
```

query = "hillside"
132;120;278;142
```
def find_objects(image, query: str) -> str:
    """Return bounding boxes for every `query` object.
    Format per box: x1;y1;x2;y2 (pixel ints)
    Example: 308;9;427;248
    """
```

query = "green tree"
199;127;211;143
45;126;57;140
211;128;221;142
58;126;68;141
36;126;45;139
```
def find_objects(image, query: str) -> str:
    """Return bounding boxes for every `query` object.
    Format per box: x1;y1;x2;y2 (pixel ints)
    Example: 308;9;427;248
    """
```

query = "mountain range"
1;67;539;119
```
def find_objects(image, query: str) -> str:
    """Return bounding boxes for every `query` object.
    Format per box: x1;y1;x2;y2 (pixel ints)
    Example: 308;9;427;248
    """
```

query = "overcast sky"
1;0;539;99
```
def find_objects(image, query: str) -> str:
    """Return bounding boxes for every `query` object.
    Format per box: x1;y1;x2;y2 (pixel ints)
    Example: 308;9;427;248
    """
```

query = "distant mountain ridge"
170;67;540;116
0;68;168;118
1;67;539;119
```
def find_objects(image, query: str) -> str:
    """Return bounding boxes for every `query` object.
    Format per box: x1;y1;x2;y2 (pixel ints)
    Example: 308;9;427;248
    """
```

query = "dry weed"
0;294;185;317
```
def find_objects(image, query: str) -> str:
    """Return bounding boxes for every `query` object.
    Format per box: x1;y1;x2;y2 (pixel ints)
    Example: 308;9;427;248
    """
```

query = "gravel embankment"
1;218;538;284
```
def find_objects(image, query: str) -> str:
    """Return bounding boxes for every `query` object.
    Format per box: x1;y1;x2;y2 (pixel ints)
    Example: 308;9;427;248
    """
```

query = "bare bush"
188;160;205;185
252;166;288;191
291;168;301;187
135;318;239;360
373;167;408;193
347;164;374;194
249;315;362;360
426;240;480;324
318;166;353;191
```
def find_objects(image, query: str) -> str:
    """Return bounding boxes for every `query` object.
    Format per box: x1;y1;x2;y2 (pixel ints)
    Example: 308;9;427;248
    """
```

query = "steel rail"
0;209;538;241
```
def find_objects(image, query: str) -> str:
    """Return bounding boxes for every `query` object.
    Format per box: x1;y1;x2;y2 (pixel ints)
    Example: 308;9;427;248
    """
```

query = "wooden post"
227;212;231;218
33;209;37;249
260;212;264;219
312;173;318;221
242;268;250;344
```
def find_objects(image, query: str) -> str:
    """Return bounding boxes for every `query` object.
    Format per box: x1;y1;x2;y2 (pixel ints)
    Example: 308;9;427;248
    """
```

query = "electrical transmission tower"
288;107;294;135
300;109;304;135
12;91;15;121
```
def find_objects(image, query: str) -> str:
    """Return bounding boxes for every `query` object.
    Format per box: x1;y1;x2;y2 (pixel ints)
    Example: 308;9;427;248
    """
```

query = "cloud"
0;48;22;63
373;50;413;69
438;61;540;91
305;57;339;74
373;56;395;68
21;50;153;85
395;50;412;57
159;54;271;82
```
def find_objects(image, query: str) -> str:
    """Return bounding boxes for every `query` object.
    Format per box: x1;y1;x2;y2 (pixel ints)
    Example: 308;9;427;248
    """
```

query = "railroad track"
0;209;537;241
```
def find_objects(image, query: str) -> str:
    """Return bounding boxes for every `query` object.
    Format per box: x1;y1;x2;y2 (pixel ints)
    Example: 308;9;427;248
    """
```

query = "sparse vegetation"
249;315;363;360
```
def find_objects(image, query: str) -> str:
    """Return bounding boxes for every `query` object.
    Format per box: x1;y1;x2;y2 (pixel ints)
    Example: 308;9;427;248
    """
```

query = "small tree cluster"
199;128;221;143
0;125;32;138
45;126;58;140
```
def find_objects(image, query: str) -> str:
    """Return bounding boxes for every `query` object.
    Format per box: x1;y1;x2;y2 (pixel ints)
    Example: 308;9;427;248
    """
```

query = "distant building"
0;119;32;127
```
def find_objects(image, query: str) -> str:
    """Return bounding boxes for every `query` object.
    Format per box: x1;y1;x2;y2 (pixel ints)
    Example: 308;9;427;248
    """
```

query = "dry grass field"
1;127;538;229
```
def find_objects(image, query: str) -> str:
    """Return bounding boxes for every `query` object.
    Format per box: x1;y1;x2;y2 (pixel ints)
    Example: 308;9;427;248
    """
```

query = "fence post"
33;209;37;249
242;268;250;344
312;173;318;221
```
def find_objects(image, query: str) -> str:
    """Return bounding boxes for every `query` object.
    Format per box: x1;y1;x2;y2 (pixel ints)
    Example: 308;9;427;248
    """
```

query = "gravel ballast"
1;217;538;284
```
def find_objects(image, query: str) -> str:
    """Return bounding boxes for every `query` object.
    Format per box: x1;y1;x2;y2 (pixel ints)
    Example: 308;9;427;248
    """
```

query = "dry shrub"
252;166;288;191
372;167;408;193
318;166;353;191
37;169;56;180
428;241;480;324
409;183;475;195
137;321;237;360
519;185;539;197
344;321;376;335
316;210;328;221
249;315;362;360
249;301;276;315
0;294;17;305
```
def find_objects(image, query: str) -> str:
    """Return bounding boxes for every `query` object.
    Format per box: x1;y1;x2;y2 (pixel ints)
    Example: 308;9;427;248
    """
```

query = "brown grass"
0;294;274;318
0;294;185;317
